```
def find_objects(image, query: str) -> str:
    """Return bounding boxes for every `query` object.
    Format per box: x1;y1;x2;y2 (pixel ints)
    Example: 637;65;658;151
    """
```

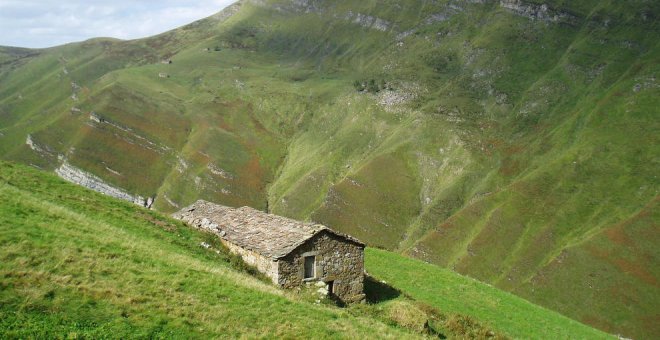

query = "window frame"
303;255;316;279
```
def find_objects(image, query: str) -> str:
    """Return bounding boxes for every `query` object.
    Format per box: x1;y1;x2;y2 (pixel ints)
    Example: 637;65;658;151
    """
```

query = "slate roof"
173;200;364;259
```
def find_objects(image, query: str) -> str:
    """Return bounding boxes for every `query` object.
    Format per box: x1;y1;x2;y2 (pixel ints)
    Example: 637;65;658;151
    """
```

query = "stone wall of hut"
277;231;365;303
222;240;279;284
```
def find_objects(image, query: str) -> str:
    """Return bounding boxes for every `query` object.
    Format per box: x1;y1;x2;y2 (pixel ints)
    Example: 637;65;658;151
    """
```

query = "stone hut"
173;200;366;303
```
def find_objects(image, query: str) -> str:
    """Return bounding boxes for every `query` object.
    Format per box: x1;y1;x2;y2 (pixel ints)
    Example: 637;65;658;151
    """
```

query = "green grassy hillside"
366;248;611;339
0;160;609;338
0;0;658;338
0;162;412;338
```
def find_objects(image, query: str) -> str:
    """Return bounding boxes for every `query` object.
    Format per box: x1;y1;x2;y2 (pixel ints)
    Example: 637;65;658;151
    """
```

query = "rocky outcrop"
88;112;170;155
26;134;49;154
208;163;234;179
344;11;392;32
209;0;243;22
499;0;577;24
163;194;180;208
377;82;423;112
424;3;466;25
55;162;152;208
260;0;392;32
89;111;103;123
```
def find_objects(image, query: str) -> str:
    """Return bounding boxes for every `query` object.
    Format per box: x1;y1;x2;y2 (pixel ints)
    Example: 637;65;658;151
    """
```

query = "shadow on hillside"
364;274;401;303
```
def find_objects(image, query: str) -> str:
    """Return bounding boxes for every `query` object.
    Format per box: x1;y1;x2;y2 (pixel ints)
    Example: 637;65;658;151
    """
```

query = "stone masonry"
173;200;366;303
278;231;364;302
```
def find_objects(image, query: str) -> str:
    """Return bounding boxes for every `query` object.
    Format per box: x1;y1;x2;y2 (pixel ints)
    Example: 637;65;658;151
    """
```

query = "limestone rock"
55;162;147;207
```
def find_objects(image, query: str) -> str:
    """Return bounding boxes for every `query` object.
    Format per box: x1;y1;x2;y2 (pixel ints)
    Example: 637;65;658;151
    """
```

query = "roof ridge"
173;200;364;259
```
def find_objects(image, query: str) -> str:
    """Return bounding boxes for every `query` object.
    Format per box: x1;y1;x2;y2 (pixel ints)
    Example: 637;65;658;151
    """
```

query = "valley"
0;0;658;338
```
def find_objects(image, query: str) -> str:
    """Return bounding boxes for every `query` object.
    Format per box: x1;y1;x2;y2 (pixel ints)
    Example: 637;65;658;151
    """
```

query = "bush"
444;314;505;339
367;79;380;93
385;300;430;333
352;78;390;93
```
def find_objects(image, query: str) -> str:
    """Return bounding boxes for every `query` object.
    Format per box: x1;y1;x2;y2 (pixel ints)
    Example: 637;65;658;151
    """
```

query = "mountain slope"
0;160;414;338
0;160;611;338
0;1;658;338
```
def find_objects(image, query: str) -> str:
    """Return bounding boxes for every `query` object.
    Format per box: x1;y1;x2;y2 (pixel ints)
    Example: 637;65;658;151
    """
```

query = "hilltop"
0;1;658;338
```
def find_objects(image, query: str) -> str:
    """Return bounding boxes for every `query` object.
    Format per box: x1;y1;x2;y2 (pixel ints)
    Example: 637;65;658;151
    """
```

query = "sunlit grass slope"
366;248;612;339
0;161;415;338
0;161;612;339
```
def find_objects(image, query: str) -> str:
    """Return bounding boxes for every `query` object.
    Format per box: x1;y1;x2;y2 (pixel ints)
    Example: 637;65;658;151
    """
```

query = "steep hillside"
0;1;658;338
0;160;611;338
366;248;611;339
0;160;412;338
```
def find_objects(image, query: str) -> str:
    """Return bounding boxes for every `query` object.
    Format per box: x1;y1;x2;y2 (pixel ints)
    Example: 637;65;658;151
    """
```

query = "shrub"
385;300;430;333
444;314;505;339
352;78;390;93
353;80;365;91
367;79;380;93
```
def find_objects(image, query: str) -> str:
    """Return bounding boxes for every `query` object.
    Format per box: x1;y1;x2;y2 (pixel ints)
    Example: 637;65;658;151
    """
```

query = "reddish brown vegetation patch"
612;258;659;287
605;227;633;246
504;143;525;156
218;116;233;133
238;154;265;191
642;315;660;338
499;158;521;176
581;315;615;335
605;198;656;246
588;244;659;287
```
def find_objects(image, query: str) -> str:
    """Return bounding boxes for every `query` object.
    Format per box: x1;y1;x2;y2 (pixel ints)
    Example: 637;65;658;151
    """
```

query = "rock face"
25;134;50;155
345;11;392;31
55;162;149;207
262;0;392;33
173;200;366;303
499;0;576;23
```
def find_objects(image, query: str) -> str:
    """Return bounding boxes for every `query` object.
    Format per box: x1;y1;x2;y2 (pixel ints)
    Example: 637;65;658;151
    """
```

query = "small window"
304;256;315;279
327;280;334;295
